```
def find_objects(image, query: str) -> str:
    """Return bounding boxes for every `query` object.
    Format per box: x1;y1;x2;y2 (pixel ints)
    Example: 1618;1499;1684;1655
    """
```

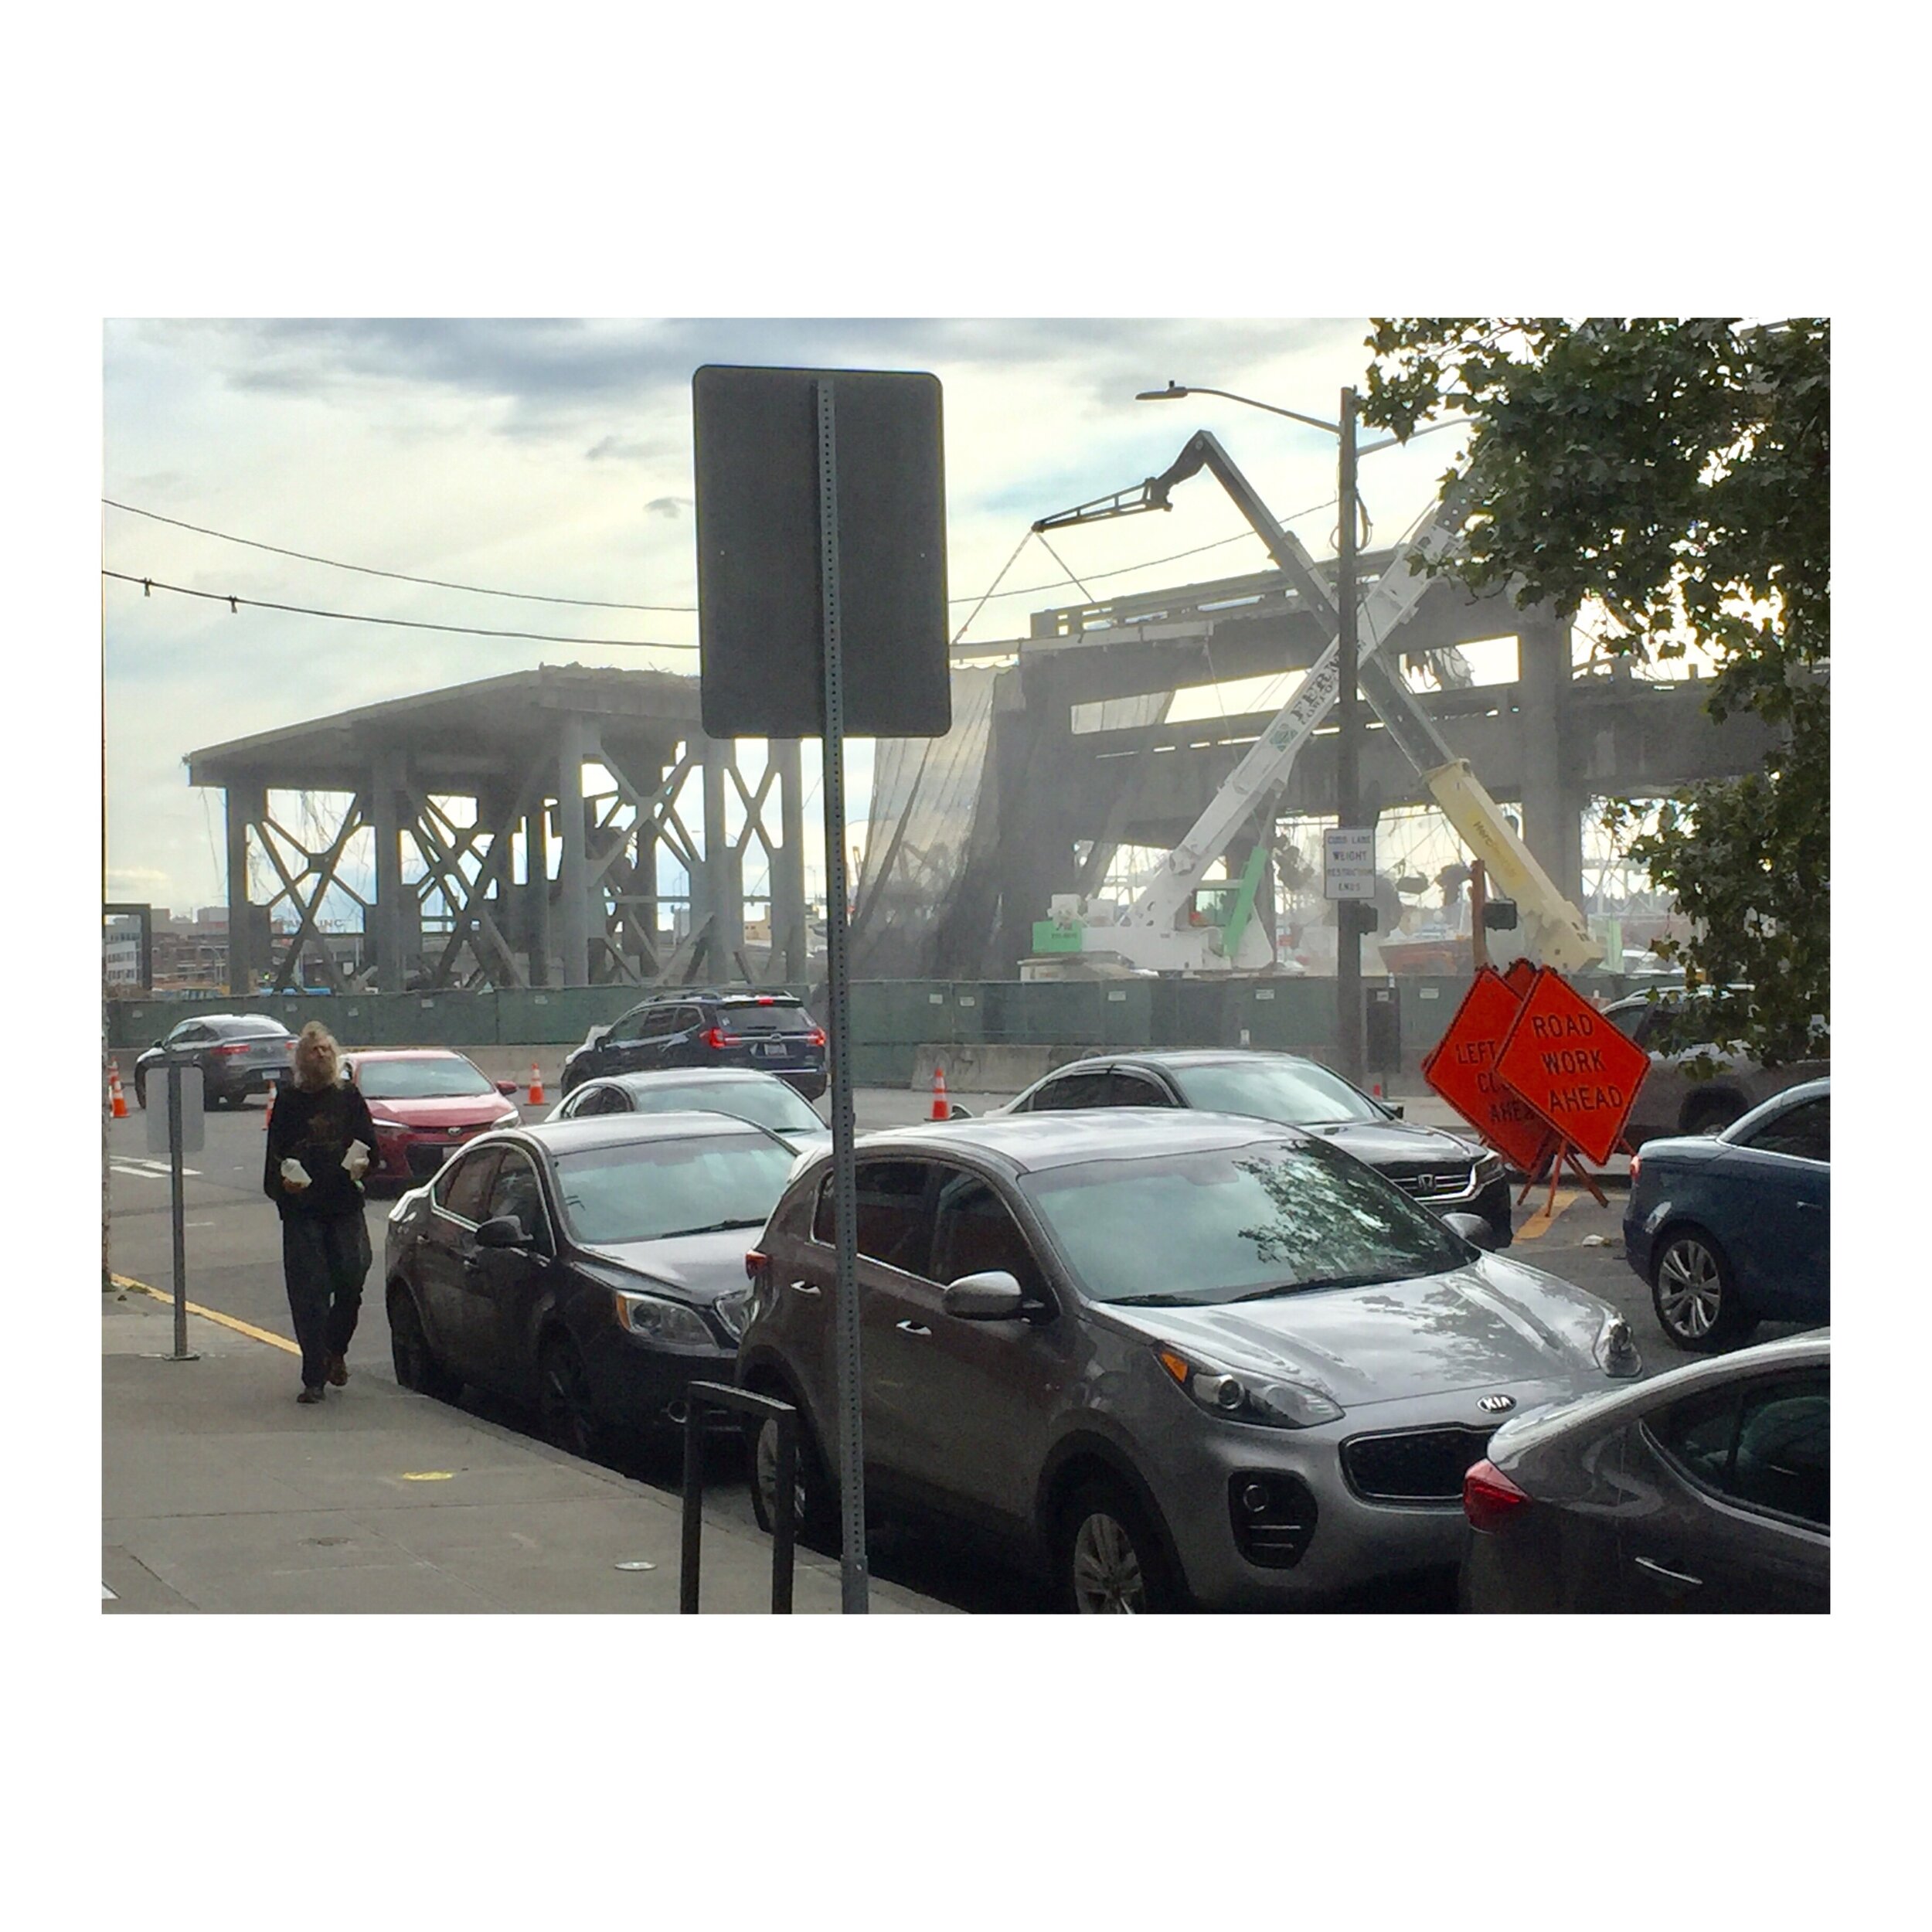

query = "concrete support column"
1518;616;1584;911
370;747;409;992
771;739;808;982
556;713;594;987
526;789;551;987
699;736;744;972
225;779;264;995
992;666;1079;974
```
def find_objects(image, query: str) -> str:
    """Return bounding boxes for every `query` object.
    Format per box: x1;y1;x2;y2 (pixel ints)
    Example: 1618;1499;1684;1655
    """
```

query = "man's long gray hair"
291;1021;342;1093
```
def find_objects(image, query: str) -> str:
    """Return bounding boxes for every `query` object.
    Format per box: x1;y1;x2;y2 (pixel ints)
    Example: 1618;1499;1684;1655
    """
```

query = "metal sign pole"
165;1056;197;1362
815;378;869;1613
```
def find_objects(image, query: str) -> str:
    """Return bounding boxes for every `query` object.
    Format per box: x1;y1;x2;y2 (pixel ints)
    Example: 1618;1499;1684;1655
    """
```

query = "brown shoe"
298;1386;325;1404
326;1353;349;1387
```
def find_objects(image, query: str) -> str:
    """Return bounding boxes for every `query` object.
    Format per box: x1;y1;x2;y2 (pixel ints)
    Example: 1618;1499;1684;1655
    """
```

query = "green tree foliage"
1361;318;1828;1066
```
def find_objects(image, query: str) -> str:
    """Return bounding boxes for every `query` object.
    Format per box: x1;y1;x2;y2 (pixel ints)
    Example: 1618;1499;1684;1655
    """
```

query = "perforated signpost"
692;365;951;1614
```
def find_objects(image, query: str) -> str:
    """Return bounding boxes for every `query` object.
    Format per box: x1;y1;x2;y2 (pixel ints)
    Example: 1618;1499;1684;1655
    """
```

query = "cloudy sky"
103;317;1475;918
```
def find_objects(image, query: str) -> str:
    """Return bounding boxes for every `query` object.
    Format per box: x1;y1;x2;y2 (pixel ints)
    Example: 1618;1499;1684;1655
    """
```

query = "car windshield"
1019;1137;1472;1307
1170;1059;1385;1126
354;1057;496;1100
628;1081;824;1135
553;1134;797;1246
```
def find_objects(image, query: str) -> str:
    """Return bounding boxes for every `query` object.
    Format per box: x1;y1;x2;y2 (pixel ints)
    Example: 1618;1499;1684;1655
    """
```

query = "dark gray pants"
281;1211;372;1389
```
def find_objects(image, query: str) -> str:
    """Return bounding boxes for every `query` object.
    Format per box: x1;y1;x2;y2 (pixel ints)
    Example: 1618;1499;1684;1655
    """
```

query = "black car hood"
577;1228;756;1305
1294;1119;1482;1166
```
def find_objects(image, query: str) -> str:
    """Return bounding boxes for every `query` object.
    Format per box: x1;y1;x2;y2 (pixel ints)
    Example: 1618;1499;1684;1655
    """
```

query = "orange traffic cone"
528;1063;545;1106
930;1066;950;1121
108;1064;128;1119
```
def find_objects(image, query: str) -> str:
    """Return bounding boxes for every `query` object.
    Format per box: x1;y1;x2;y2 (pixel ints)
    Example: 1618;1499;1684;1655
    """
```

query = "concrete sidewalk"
101;1287;948;1615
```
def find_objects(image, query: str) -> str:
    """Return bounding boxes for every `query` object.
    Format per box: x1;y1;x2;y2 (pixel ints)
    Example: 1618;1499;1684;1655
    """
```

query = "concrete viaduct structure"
187;560;1780;995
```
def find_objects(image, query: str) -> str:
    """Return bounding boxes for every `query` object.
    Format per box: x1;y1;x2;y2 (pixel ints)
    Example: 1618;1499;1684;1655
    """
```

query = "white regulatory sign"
1323;827;1377;900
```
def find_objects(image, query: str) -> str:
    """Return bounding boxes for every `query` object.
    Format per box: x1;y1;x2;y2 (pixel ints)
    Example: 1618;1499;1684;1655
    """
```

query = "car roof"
342;1047;475;1063
844;1110;1313;1175
585;1068;804;1091
506;1110;789;1155
1035;1048;1328;1075
194;1014;291;1033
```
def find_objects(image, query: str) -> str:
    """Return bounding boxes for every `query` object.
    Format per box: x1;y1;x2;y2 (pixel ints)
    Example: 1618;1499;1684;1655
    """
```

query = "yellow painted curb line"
1514;1189;1580;1242
111;1274;300;1356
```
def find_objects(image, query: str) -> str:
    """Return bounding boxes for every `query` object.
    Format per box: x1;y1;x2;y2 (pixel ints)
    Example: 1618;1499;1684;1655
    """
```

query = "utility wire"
103;499;692;614
101;571;696;651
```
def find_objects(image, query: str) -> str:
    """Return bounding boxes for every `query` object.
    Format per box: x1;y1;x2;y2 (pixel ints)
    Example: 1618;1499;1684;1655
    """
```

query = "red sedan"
345;1049;522;1188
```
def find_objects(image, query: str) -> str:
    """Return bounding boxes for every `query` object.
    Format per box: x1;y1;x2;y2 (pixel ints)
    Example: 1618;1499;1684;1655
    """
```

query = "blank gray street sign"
692;365;951;740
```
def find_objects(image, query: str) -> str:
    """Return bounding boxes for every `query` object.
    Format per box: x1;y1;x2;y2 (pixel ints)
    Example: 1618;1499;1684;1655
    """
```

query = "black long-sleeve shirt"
263;1077;379;1219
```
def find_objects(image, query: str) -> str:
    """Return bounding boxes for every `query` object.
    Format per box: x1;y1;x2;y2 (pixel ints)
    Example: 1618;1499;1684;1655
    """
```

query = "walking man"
264;1022;379;1403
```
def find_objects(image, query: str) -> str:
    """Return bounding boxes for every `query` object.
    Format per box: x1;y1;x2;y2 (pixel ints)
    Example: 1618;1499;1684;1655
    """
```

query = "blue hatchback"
1623;1078;1829;1352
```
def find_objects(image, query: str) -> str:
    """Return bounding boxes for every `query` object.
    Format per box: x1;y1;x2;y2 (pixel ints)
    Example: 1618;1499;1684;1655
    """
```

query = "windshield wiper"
656;1218;768;1239
1229;1270;1404;1303
1109;1291;1205;1308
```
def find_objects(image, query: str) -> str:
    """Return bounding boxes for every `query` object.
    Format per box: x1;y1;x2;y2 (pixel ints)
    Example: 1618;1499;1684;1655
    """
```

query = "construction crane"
1031;431;1600;975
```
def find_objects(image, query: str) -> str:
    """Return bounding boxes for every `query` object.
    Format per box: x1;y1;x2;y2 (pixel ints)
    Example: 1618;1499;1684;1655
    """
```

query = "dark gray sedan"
383;1112;798;1459
1461;1330;1828;1612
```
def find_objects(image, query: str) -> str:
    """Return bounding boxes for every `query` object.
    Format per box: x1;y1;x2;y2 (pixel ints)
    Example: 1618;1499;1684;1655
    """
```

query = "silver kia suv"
735;1111;1639;1611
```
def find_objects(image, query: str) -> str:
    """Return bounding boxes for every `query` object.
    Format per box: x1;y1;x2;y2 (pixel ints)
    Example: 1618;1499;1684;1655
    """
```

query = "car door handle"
787;1280;821;1297
1632;1555;1702;1588
896;1320;931;1338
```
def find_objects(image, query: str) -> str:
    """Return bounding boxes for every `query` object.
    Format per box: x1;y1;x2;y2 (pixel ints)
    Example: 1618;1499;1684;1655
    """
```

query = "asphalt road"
102;1087;1743;1613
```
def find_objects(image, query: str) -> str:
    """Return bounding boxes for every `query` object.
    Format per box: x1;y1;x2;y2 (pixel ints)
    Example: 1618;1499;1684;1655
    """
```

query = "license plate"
755;1042;784;1057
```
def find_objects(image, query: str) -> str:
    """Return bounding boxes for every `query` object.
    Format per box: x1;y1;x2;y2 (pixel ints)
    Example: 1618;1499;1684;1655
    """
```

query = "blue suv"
560;990;827;1102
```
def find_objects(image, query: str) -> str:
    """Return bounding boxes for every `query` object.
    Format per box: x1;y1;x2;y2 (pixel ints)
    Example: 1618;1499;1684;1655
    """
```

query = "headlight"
1593;1311;1643;1379
1470;1151;1505;1184
713;1287;753;1341
1155;1348;1342;1429
613;1291;715;1348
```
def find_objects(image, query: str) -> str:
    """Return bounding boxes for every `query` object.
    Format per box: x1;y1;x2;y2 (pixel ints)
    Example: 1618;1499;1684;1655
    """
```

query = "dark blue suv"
560;990;827;1102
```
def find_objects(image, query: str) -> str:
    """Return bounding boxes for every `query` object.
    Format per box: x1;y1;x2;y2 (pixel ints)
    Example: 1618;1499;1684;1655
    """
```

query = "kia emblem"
1478;1393;1515;1414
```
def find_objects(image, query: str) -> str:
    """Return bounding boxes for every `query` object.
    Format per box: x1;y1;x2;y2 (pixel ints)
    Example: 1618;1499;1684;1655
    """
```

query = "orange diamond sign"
1492;969;1651;1166
1422;968;1558;1174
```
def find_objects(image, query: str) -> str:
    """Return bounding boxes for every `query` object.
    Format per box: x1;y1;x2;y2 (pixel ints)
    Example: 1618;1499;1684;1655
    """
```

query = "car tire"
133;1074;147;1109
387;1285;464;1402
537;1336;606;1463
1651;1225;1759;1352
747;1397;838;1553
1059;1481;1186;1614
1681;1091;1745;1137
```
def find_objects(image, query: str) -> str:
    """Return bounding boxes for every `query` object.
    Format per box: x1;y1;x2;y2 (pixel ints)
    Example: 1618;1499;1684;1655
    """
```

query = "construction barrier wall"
107;975;1672;1086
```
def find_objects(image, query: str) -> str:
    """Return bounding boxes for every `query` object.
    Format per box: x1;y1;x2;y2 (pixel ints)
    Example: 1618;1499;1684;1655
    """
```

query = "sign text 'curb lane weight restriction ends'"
692;366;951;740
1323;827;1376;900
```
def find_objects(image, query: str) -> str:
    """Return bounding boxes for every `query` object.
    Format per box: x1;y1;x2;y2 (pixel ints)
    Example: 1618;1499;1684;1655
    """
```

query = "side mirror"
474;1215;532;1250
496;1081;520;1097
942;1270;1026;1320
151;1039;163;1049
1441;1211;1497;1252
947;1103;974;1121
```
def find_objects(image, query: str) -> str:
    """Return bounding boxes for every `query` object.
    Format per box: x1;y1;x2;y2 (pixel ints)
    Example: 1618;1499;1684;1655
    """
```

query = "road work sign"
1421;968;1556;1175
1492;968;1650;1167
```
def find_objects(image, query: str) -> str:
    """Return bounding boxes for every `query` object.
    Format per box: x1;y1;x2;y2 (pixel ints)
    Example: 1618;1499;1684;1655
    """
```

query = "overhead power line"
101;571;696;651
102;499;692;613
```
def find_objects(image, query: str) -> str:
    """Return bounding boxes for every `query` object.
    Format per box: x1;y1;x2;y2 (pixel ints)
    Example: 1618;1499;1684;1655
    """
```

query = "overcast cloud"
103;318;1471;917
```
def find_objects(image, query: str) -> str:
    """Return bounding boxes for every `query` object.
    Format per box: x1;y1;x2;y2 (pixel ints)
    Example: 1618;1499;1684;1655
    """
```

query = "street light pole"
1335;386;1365;1087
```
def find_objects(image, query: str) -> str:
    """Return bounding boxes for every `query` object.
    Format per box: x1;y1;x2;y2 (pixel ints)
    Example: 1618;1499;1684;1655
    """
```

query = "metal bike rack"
679;1382;798;1614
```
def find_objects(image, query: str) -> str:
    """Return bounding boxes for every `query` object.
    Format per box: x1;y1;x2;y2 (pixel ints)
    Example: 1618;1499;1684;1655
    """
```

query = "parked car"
1603;989;1826;1141
560;989;828;1101
133;1014;292;1109
549;1067;831;1155
1623;1077;1829;1352
345;1048;523;1189
1461;1329;1828;1611
999;1049;1515;1247
383;1112;799;1458
735;1111;1641;1611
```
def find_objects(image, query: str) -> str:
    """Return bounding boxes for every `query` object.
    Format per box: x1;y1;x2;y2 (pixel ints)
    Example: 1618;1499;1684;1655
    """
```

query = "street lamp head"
1134;383;1190;401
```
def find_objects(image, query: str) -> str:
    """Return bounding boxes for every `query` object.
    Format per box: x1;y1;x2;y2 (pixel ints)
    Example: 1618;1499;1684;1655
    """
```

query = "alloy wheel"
1070;1509;1149;1614
1655;1236;1723;1341
539;1342;600;1461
